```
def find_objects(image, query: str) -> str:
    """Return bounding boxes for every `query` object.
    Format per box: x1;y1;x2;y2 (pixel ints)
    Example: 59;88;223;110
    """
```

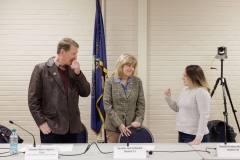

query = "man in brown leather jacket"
28;38;90;143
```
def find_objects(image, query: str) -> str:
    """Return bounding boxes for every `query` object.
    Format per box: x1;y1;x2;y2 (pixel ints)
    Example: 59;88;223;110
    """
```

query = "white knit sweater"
165;86;210;140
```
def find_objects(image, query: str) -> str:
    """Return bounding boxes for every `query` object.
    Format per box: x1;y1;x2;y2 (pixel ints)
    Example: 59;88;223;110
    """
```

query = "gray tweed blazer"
103;76;145;132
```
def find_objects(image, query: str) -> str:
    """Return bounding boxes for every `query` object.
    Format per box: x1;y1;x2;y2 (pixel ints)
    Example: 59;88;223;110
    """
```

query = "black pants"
40;130;78;143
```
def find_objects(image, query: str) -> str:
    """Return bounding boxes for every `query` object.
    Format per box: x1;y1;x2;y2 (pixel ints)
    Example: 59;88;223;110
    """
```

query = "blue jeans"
178;132;209;143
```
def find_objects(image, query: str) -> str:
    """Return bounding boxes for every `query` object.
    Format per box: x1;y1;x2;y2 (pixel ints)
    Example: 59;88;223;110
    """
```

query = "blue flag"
91;0;108;135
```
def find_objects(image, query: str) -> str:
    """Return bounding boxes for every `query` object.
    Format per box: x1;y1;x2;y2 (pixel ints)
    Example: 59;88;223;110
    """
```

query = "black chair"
118;126;154;143
77;123;88;143
208;120;237;142
0;131;8;143
0;124;24;143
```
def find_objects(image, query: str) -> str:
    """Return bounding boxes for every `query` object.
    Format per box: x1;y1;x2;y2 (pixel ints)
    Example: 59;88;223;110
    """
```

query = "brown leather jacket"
28;57;90;134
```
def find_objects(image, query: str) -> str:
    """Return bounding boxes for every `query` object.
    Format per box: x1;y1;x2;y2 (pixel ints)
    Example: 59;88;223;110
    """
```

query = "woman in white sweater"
164;65;210;145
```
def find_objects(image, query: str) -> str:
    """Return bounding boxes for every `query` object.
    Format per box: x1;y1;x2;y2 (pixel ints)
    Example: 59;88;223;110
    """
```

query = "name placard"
217;143;240;157
114;146;146;159
25;146;58;159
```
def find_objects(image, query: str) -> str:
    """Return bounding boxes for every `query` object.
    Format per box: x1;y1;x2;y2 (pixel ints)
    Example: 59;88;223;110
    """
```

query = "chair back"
0;131;7;143
0;125;24;143
215;124;225;142
208;120;237;142
118;126;154;143
77;123;88;143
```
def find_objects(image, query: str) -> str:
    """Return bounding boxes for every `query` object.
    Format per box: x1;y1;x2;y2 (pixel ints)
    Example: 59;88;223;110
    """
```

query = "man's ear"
60;49;65;55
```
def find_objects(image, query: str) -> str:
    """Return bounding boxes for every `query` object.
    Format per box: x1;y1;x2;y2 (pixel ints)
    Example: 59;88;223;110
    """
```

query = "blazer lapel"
116;82;127;100
126;80;134;99
68;69;75;95
48;66;66;95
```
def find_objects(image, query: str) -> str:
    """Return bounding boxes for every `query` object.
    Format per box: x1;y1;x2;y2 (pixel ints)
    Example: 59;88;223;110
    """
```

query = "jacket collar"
47;57;55;67
114;76;134;100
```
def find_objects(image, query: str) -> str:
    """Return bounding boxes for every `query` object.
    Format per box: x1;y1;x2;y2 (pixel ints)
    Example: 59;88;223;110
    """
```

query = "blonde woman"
164;65;210;145
103;53;145;143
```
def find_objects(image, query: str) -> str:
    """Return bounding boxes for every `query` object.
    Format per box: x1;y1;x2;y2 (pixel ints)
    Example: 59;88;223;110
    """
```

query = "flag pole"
97;0;106;143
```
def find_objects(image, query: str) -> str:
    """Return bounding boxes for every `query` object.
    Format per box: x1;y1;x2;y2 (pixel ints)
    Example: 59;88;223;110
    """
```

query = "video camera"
215;46;227;60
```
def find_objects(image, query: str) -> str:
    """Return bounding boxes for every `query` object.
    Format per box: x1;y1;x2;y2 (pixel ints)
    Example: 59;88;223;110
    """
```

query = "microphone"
0;130;9;143
122;115;129;146
9;120;36;147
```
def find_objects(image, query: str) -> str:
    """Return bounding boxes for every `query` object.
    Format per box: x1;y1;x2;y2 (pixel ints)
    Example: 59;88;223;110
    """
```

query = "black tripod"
211;59;240;144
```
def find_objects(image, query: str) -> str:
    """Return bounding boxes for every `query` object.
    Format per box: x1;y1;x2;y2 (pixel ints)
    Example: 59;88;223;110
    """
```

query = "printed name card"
114;146;146;159
217;143;240;157
25;146;58;159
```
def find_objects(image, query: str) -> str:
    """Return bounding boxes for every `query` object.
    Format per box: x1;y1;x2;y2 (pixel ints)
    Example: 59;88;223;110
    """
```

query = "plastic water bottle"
9;129;18;155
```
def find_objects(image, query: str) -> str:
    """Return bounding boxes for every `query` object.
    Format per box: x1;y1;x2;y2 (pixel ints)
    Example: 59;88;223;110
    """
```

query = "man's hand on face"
71;60;81;75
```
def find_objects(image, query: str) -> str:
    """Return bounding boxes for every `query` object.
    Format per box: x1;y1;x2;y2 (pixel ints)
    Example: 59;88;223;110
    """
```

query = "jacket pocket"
44;111;58;123
44;111;57;118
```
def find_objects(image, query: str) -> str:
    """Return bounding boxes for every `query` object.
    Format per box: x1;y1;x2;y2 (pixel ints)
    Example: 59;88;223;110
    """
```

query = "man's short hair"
57;38;79;54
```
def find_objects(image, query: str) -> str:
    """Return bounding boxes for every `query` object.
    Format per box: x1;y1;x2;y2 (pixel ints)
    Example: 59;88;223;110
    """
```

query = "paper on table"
129;145;155;151
48;144;73;152
19;145;43;152
146;145;155;151
20;144;74;152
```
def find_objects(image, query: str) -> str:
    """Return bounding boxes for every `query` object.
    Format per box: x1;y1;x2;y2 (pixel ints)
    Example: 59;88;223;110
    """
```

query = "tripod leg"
221;78;228;144
211;78;221;97
224;78;240;133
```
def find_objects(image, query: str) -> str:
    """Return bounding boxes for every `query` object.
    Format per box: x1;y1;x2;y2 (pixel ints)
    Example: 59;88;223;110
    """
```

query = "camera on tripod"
211;46;240;143
215;46;227;60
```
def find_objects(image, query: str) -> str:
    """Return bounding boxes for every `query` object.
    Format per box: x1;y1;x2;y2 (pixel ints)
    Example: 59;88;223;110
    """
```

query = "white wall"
0;0;239;143
0;0;95;143
147;0;240;142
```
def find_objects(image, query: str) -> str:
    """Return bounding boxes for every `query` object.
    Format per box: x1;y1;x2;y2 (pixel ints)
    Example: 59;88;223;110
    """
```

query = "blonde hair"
57;37;79;54
112;53;138;78
185;65;211;93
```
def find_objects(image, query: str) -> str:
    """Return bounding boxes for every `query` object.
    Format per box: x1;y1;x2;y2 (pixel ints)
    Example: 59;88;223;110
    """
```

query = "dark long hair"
185;65;210;93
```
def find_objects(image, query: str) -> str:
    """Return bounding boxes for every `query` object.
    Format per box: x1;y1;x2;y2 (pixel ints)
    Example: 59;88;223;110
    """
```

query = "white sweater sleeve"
195;89;210;141
165;87;186;112
165;96;179;112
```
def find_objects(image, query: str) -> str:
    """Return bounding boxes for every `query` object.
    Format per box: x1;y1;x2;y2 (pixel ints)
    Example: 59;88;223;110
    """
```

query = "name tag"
114;146;146;159
25;146;58;160
217;143;240;157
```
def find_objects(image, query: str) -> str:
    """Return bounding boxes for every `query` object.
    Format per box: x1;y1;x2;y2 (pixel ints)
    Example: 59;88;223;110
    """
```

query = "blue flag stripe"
91;0;108;135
